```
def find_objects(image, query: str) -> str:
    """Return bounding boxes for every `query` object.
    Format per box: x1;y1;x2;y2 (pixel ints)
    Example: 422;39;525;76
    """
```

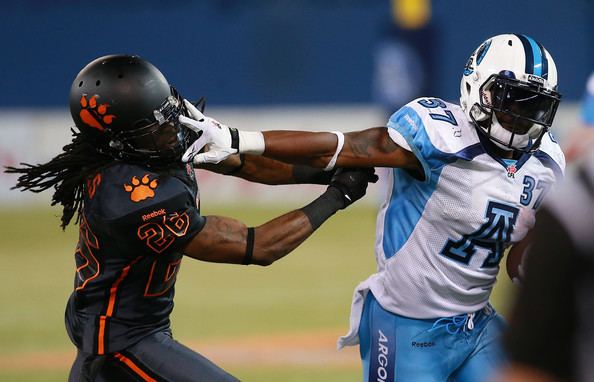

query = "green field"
0;203;515;381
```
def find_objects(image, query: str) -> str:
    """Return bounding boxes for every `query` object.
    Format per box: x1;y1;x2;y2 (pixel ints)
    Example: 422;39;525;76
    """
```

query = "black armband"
224;154;246;175
229;127;240;150
242;227;255;265
300;187;344;230
292;165;334;185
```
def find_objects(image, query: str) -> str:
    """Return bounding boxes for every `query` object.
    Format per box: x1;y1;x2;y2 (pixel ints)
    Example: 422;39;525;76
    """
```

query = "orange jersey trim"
114;352;157;382
96;256;142;355
143;258;182;297
75;215;101;292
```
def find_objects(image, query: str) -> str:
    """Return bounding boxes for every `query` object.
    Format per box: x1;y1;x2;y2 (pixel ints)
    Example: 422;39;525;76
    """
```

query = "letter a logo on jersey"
441;201;519;267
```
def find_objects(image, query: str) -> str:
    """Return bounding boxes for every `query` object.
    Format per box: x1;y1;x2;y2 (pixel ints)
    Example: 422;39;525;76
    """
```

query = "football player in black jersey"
6;55;377;382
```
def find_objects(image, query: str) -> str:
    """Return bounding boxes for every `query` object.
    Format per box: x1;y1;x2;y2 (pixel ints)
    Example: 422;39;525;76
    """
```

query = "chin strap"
485;113;532;152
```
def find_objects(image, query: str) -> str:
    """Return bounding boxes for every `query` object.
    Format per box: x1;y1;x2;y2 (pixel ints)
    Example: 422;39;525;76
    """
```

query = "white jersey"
368;98;564;319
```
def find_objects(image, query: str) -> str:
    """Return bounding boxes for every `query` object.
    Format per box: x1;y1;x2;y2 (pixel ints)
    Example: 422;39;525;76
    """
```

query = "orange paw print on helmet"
79;95;117;132
124;175;159;202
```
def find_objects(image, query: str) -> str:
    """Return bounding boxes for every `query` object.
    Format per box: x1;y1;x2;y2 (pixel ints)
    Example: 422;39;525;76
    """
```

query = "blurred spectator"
372;0;436;115
580;71;594;126
563;71;594;162
495;150;594;382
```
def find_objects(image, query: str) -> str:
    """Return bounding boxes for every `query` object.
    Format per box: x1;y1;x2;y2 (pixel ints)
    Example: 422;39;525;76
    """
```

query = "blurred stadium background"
0;1;592;381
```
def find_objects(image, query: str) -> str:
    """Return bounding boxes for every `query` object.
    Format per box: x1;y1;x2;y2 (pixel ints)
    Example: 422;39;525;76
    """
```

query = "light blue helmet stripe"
534;39;549;79
517;34;548;79
523;35;543;77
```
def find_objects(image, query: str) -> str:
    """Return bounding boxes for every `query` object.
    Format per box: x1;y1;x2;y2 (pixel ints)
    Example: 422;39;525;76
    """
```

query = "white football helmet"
460;34;561;153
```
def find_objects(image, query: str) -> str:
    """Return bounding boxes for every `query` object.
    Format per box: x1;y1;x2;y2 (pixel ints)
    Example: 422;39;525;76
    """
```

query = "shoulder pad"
386;98;483;177
534;131;566;179
93;163;197;222
388;98;479;155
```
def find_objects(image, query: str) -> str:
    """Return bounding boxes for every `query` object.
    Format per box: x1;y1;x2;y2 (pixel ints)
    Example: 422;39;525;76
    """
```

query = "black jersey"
65;162;205;355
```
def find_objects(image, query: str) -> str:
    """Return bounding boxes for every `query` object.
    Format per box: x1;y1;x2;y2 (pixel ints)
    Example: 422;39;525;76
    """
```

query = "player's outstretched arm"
183;168;377;265
197;154;336;185
179;110;420;171
261;128;421;170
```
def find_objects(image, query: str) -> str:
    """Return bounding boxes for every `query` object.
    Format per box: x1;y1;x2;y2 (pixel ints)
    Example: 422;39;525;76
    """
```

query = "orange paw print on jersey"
124;175;159;202
79;95;116;132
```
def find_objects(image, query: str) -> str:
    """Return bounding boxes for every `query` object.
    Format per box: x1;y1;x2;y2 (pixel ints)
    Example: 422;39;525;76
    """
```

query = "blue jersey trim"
502;159;517;169
388;106;437;184
475;131;535;172
383;106;486;258
382;167;442;258
534;150;564;181
455;142;485;161
387;106;476;182
382;106;486;258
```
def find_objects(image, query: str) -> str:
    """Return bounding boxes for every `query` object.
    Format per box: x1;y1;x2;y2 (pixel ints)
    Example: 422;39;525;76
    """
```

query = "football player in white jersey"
180;34;565;382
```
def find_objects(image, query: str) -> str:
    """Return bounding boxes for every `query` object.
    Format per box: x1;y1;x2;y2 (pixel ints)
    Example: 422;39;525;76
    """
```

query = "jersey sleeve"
386;98;472;182
99;167;205;255
130;188;206;254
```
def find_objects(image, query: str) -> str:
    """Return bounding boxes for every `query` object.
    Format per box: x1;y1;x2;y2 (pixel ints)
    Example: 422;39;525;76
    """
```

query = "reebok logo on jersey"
404;114;419;133
124;174;159;202
142;208;167;221
377;330;389;382
412;341;435;348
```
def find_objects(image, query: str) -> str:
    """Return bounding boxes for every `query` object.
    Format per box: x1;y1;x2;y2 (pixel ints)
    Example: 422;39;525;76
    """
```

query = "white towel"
337;273;382;349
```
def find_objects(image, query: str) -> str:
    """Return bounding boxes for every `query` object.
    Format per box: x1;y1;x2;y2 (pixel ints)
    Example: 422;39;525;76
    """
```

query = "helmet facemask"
106;87;198;167
459;34;562;154
473;74;561;153
70;55;204;168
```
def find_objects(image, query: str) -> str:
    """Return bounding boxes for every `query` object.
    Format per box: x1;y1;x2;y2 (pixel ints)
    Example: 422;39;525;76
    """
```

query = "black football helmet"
69;55;195;166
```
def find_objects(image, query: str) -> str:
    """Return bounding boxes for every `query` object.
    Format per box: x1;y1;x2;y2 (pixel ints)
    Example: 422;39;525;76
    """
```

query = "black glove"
328;167;379;209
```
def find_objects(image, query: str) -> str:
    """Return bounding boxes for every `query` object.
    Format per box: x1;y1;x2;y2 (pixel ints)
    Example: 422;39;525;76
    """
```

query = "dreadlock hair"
5;128;115;230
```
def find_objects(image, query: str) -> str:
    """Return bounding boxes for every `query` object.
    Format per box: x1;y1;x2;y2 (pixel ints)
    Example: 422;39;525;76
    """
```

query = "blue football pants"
359;292;507;382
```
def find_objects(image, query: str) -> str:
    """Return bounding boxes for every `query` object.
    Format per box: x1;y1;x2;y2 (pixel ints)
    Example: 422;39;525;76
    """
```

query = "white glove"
513;207;536;243
180;99;238;164
180;99;265;164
